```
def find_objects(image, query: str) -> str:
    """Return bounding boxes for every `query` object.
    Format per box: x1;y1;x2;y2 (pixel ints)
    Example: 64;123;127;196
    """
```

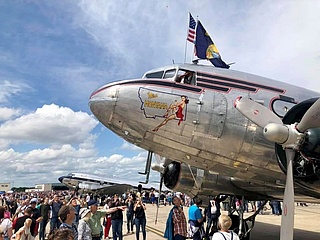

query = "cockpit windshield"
145;71;164;79
143;68;195;85
163;69;176;78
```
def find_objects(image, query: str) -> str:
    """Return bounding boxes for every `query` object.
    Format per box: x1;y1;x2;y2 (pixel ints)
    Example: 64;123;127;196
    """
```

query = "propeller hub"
263;123;289;144
151;163;165;174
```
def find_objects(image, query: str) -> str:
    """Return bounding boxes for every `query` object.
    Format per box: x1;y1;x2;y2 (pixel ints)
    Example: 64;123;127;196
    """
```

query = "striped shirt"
60;222;78;240
172;207;187;237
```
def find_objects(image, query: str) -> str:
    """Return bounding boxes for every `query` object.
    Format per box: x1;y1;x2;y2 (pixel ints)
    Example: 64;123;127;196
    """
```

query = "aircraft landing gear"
139;151;153;184
227;196;267;240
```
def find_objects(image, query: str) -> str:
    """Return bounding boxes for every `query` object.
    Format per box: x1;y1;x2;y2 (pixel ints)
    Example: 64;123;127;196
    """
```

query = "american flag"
187;13;196;43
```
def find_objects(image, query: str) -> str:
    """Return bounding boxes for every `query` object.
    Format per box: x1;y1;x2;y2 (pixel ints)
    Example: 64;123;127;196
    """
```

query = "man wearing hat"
87;199;124;240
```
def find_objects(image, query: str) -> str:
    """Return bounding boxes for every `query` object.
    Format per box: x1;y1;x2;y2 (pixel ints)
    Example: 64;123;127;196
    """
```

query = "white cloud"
0;104;98;145
0;147;158;187
0;107;22;121
0;80;30;103
119;141;143;151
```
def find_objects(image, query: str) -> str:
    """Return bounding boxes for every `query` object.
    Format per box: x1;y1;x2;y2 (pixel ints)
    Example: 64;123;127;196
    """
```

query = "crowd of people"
164;196;240;240
0;190;148;240
0;189;290;240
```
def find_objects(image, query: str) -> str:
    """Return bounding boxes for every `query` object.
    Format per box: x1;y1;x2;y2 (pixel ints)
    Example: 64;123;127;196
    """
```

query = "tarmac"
112;203;320;240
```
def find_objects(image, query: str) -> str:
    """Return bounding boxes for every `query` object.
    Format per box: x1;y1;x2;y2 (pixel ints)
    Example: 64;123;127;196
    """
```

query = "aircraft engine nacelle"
162;161;252;201
275;97;320;183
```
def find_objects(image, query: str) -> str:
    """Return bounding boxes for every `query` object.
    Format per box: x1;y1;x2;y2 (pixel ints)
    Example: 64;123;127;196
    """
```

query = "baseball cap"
87;199;98;207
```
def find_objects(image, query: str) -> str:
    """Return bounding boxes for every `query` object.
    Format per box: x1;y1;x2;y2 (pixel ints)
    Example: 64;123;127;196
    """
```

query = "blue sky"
0;1;319;187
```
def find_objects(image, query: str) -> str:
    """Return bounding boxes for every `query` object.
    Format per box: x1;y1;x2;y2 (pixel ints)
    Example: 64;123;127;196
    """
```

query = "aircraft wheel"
229;214;250;240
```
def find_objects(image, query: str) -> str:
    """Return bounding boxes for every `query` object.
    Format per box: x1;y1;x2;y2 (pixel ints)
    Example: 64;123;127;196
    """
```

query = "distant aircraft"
58;172;165;194
89;62;320;240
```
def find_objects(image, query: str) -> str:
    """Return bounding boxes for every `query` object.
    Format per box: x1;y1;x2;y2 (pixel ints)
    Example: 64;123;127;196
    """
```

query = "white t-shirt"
210;200;217;214
0;218;12;237
211;231;240;240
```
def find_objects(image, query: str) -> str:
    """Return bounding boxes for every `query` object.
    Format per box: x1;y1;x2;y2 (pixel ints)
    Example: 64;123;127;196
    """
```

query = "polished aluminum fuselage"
89;63;320;202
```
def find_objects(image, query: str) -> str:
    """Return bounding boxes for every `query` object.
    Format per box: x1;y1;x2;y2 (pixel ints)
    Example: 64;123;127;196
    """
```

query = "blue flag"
195;21;229;69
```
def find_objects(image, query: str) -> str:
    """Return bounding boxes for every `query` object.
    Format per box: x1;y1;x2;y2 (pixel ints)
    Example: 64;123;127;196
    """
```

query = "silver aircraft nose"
89;84;119;127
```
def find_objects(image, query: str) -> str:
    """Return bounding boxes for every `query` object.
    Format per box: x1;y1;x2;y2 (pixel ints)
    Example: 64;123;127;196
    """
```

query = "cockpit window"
163;69;176;79
145;71;164;79
175;70;195;85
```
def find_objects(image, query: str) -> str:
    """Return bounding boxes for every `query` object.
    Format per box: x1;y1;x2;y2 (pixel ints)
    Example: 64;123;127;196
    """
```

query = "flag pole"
184;39;188;63
184;13;190;63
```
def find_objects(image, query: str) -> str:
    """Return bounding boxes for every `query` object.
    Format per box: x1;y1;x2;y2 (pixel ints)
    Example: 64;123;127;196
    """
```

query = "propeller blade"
154;154;164;164
297;98;320;132
154;154;172;166
234;97;282;128
280;149;295;240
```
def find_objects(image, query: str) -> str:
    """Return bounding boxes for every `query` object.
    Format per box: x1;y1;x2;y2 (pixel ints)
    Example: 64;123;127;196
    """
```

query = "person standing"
67;197;82;226
88;199;122;240
103;199;112;240
50;195;63;232
39;197;51;240
0;206;13;240
13;207;37;237
205;195;227;239
30;198;42;238
172;196;187;240
133;198;146;240
78;208;92;240
110;195;125;240
58;205;78;240
188;198;205;240
13;199;30;220
211;215;240;240
125;196;134;234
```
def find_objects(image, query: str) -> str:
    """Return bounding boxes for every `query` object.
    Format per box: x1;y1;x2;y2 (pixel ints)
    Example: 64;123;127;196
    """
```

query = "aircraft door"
193;91;227;139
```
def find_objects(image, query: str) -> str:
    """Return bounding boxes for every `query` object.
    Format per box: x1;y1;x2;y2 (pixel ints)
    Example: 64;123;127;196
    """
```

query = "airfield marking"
146;225;164;237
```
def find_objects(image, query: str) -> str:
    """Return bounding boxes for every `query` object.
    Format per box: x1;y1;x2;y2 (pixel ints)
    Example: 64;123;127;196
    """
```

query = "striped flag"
187;13;196;43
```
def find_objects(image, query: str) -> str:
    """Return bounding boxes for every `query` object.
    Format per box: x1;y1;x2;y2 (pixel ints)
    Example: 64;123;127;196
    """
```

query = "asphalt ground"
108;203;320;240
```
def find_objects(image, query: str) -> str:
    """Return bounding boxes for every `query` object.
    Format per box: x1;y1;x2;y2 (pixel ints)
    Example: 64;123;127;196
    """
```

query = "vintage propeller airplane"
58;172;167;193
88;62;320;239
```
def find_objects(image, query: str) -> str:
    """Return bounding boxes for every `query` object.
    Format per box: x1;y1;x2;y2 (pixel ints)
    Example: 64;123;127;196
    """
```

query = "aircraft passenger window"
163;69;176;79
145;71;164;79
176;70;194;84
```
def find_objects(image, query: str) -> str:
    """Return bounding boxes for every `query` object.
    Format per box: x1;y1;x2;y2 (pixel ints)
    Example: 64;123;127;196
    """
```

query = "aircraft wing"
58;173;166;194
